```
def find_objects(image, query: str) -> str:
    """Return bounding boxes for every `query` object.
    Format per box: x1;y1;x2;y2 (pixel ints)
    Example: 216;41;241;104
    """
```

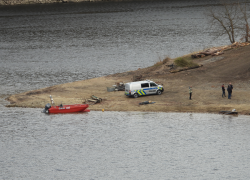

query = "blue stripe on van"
143;87;158;90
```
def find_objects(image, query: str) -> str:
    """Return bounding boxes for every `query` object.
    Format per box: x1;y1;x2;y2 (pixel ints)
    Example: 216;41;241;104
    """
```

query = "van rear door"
125;83;131;96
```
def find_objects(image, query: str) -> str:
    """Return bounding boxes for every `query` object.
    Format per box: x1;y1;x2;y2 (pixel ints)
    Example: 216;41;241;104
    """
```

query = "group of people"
188;83;233;100
222;83;233;99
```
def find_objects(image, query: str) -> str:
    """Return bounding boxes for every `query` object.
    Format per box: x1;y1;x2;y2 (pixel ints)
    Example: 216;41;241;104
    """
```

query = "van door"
124;83;131;96
149;82;158;94
140;83;149;95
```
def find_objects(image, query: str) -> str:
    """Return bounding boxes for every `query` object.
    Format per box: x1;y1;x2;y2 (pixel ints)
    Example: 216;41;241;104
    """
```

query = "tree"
207;1;250;43
239;2;250;42
207;1;241;43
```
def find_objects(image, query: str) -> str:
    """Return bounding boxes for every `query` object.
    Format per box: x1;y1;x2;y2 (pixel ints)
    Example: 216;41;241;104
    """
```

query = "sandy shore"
6;45;250;115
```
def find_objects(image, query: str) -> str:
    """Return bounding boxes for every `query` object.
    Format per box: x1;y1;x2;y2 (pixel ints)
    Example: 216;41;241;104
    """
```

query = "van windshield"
141;83;149;88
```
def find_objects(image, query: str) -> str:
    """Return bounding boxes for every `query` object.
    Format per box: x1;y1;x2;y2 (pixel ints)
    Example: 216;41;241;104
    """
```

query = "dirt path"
6;45;250;115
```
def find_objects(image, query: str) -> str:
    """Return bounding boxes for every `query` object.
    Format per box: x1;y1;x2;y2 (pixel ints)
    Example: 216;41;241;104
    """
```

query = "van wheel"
156;90;162;95
133;93;138;98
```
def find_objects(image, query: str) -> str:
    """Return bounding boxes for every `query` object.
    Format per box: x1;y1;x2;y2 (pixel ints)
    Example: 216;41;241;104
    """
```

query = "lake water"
1;1;250;179
1;110;250;179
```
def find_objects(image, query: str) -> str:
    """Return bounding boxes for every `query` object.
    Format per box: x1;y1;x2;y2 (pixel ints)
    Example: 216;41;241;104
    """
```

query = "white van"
124;80;164;98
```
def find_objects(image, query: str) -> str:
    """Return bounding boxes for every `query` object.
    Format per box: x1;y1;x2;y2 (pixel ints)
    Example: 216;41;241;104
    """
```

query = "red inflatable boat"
42;103;89;114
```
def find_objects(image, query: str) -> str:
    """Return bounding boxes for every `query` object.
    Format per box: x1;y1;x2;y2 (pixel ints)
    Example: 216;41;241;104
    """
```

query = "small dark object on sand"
219;110;238;115
139;101;155;105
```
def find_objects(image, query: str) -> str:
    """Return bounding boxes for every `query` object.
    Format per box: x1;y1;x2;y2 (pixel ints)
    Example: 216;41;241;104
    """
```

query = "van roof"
126;80;154;84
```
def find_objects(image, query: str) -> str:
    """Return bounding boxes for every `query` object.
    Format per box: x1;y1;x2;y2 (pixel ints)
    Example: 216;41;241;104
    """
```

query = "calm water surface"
1;110;250;179
1;1;250;179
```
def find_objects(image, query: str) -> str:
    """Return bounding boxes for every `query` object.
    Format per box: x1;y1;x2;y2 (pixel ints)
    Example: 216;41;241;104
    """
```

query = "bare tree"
207;1;241;43
239;2;250;42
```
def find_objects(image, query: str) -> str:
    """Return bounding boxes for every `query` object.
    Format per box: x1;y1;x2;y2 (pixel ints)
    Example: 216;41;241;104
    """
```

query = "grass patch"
153;57;170;67
174;57;198;67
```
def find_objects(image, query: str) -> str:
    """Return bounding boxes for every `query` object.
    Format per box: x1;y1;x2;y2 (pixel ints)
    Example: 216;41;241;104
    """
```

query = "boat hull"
48;104;89;114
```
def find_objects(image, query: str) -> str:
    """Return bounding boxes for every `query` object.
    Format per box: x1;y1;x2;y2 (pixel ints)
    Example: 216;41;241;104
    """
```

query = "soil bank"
6;45;250;115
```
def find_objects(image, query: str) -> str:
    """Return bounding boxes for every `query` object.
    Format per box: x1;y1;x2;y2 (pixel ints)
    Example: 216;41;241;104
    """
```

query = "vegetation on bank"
153;54;198;68
174;57;198;68
153;57;170;67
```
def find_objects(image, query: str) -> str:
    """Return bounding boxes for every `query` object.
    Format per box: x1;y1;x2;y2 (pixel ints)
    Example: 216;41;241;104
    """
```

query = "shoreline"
6;44;250;115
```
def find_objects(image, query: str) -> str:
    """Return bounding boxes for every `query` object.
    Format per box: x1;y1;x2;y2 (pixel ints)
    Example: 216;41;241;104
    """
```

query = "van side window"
141;83;149;88
150;83;157;87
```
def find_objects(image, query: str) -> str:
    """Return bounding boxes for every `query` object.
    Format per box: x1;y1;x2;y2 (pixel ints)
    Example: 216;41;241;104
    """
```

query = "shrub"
174;57;198;67
174;57;189;67
162;57;170;64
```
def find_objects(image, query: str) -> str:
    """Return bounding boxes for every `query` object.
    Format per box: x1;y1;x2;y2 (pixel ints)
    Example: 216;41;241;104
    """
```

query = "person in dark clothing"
230;83;233;96
227;83;232;99
189;86;192;100
222;84;226;97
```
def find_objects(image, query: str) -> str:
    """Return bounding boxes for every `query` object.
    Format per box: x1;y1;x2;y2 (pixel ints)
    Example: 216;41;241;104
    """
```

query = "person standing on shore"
227;83;232;99
230;82;233;96
222;84;226;97
189;86;192;100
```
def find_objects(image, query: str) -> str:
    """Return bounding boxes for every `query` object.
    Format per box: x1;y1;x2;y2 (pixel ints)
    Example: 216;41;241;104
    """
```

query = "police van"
124;80;164;98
